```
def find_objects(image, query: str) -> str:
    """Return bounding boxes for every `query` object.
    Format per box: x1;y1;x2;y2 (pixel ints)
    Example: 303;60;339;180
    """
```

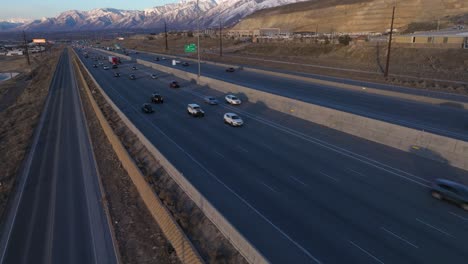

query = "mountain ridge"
0;0;308;32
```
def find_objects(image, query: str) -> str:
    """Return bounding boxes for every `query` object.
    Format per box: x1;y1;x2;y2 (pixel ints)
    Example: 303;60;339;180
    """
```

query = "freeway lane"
120;49;468;141
0;50;118;264
78;50;468;264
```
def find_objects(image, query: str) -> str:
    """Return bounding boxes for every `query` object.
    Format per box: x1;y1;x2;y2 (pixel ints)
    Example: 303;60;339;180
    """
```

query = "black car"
141;103;154;113
226;67;235;72
132;66;138;70
154;57;160;61
181;62;189;67
112;64;118;69
129;74;136;80
114;72;121;77
431;179;468;211
92;64;98;68
169;81;180;88
151;93;164;104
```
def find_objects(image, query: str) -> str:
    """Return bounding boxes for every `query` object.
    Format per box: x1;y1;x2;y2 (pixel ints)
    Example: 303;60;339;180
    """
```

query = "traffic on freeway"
76;48;468;264
112;48;468;141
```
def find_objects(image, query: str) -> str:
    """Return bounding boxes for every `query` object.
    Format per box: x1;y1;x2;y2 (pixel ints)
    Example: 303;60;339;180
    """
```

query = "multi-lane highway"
0;50;118;264
78;49;468;264
116;49;468;141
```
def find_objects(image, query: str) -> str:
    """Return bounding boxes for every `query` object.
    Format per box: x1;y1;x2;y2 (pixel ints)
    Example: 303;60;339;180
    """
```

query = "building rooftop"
404;27;468;37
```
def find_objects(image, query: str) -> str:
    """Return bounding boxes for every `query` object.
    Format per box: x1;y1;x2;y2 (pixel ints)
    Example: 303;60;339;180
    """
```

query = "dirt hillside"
234;0;468;32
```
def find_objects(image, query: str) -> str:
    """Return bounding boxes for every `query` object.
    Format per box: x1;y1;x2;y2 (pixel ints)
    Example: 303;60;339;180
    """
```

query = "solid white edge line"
348;240;385;264
380;227;419;249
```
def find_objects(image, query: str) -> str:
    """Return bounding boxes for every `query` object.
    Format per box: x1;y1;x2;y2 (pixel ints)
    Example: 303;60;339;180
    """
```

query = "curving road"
78;49;468;264
0;50;118;264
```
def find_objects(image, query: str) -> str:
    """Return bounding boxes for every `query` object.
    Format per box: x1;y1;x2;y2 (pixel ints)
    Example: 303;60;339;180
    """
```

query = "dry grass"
0;47;62;219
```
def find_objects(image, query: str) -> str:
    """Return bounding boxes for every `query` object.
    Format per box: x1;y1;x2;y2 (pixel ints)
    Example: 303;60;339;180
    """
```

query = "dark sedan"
431;178;468;211
226;67;235;72
129;74;136;80
141;103;154;113
169;81;180;88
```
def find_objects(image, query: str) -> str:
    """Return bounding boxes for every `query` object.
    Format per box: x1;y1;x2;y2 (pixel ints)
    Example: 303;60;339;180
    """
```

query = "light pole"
197;0;201;82
384;5;396;78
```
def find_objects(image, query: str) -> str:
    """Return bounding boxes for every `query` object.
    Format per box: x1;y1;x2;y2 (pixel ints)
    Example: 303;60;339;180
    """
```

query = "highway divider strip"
71;50;205;264
135;58;468;171
89;49;269;264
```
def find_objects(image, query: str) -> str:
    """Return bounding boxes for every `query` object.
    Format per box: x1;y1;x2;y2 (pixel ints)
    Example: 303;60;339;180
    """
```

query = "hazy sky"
0;0;179;21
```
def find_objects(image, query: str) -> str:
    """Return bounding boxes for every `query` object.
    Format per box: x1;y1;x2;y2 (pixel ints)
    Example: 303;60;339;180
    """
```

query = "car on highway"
129;74;136;80
103;65;110;70
151;74;158;79
98;62;104;65
431;179;468;211
181;62;189;67
114;72;121;77
226;67;235;72
162;57;167;60
112;64;118;69
132;66;138;70
151;93;164;104
187;104;205;117
224;113;243;127
169;81;180;88
141;103;154;113
225;94;241;105
92;64;98;68
204;96;219;105
154;57;160;61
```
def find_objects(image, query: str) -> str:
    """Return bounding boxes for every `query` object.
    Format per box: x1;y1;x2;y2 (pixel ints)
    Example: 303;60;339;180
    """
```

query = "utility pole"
164;21;168;51
384;5;396;78
219;20;223;57
22;31;30;66
197;0;201;82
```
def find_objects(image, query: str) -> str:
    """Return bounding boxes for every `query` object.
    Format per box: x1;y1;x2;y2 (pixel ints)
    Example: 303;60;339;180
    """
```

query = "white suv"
187;104;205;117
224;113;243;126
225;94;241;105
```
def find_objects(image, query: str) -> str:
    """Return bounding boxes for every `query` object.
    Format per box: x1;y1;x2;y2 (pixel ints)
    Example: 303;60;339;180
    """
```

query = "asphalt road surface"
0;50;118;264
78;49;468;264
113;48;468;141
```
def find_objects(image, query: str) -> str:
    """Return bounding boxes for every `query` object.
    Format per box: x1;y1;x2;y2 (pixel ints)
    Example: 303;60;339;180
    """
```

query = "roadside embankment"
0;47;62;221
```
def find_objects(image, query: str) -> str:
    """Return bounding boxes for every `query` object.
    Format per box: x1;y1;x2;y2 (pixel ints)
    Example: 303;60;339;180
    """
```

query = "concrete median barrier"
136;59;468;171
75;51;268;264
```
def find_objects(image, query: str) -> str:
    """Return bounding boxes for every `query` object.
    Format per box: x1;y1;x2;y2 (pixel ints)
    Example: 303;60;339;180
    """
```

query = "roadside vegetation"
0;48;61;218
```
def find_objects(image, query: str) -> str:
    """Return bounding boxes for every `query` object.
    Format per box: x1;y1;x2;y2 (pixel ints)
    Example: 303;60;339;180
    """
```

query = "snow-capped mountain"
0;0;309;31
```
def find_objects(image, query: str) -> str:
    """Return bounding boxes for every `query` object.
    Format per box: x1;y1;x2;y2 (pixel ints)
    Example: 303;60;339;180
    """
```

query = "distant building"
32;38;46;44
394;28;468;48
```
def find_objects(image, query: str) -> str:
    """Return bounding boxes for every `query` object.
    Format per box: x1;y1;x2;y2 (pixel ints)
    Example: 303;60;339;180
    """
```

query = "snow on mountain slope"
2;0;307;31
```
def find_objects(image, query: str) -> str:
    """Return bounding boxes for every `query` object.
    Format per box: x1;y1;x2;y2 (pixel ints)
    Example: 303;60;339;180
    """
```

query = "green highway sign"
184;43;197;53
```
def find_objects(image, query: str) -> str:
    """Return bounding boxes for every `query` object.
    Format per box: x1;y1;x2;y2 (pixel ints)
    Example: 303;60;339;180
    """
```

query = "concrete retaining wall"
79;53;268;264
72;50;205;264
137;59;468;171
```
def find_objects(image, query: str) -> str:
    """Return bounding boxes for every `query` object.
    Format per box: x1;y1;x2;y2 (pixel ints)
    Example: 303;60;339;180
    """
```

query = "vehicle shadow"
439;101;465;109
